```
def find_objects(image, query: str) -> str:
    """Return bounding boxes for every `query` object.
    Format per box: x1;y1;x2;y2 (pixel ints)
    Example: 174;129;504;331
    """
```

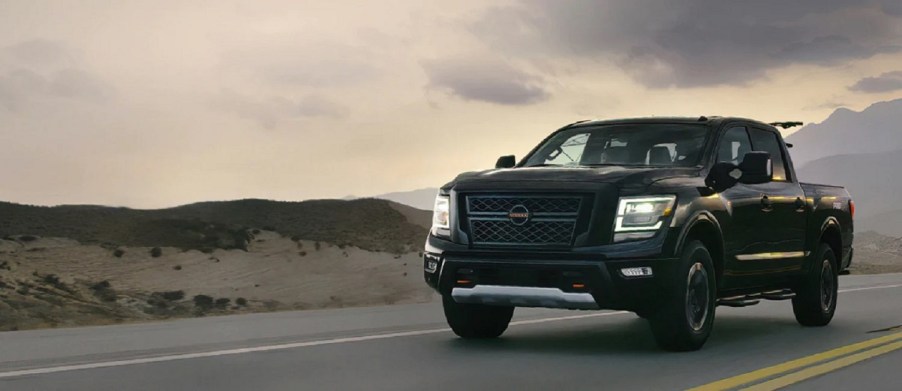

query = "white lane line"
0;311;628;379
2;283;899;379
839;283;902;293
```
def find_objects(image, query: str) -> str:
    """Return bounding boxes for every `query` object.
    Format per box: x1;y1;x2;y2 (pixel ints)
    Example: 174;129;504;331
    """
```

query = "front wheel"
648;240;716;351
792;244;838;326
442;296;514;339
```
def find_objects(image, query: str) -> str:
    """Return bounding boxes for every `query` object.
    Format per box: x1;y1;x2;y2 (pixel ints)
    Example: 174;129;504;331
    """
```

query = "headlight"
614;195;676;233
432;194;450;233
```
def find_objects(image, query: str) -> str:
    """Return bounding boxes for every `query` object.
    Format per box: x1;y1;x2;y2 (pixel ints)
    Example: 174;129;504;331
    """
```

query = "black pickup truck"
423;117;854;351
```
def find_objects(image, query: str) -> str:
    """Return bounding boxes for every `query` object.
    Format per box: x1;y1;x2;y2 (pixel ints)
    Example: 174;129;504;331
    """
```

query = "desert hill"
0;198;434;331
0;198;431;254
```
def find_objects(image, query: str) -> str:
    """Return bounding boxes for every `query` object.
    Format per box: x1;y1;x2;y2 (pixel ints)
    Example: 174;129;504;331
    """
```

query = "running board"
717;289;796;307
760;289;795;301
717;296;760;307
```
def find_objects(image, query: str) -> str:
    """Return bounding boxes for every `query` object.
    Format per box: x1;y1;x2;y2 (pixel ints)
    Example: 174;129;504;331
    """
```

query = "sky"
1;0;901;208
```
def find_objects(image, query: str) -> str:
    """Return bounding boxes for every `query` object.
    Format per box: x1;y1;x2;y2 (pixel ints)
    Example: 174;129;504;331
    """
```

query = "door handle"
761;195;774;211
794;197;806;212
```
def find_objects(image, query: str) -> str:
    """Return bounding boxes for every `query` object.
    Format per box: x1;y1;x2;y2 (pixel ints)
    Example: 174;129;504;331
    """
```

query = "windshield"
523;124;710;168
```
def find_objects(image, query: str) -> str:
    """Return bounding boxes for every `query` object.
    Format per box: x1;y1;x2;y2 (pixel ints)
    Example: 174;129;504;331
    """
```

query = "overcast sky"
1;0;901;208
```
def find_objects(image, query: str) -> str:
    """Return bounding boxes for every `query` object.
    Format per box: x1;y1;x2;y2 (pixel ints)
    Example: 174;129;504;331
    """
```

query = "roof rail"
562;119;593;128
769;121;803;129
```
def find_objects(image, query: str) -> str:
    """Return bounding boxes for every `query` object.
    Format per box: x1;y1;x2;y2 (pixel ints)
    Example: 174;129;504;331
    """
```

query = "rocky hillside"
850;231;902;275
0;198;434;331
0;233;433;331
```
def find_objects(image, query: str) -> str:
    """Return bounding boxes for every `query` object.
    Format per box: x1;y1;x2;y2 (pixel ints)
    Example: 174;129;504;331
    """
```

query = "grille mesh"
465;195;583;246
470;220;576;245
468;197;580;214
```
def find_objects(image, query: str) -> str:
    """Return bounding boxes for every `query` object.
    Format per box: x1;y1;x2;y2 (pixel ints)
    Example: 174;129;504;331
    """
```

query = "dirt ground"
0;232;432;331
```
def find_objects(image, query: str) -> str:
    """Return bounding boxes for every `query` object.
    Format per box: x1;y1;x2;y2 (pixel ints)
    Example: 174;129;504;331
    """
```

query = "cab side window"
717;127;752;165
748;128;789;182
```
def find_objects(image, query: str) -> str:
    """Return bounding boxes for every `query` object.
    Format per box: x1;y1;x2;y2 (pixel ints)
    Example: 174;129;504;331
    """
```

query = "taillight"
849;200;855;219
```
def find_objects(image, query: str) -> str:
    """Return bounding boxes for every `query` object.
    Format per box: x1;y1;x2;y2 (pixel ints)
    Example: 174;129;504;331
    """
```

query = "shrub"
160;290;185;301
251;229;261;234
236;297;247;306
314;241;321;251
113;249;125;258
150;247;163;257
18;235;38;242
214;298;230;308
147;297;168;308
173;265;182;271
291;236;302;242
42;274;61;286
299;251;307;257
91;281;117;301
193;294;214;309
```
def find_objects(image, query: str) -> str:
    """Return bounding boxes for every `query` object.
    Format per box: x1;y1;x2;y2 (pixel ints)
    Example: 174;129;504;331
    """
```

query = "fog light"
621;267;653;277
424;254;440;273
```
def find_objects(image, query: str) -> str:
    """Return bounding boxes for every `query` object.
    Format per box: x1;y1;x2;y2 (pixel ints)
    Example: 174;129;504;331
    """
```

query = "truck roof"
568;116;777;131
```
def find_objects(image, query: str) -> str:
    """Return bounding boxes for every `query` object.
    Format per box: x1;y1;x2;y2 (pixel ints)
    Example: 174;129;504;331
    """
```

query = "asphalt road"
1;274;901;391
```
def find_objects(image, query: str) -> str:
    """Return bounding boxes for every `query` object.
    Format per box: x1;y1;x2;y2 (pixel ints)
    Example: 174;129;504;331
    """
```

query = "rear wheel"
442;296;514;339
792;243;838;326
648;240;716;351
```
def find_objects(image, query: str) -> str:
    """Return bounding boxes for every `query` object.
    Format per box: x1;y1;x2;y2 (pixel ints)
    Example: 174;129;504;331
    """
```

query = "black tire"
648;240;716;351
792;243;838;327
442;295;514;339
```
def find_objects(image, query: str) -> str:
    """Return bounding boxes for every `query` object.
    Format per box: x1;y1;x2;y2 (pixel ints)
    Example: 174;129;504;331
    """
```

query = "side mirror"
705;162;741;192
495;155;516;168
738;151;772;184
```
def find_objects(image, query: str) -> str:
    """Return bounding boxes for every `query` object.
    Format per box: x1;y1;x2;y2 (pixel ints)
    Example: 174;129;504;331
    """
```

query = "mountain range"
789;98;902;235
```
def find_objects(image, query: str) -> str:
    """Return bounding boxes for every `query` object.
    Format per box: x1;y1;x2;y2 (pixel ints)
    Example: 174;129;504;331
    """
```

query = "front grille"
465;195;584;247
470;220;576;245
468;197;581;214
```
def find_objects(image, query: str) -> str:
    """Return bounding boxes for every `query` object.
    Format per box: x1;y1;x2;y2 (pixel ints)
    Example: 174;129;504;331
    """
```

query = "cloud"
222;41;379;88
469;0;902;88
849;71;902;93
0;68;112;111
422;57;550;105
213;90;348;129
0;40;112;111
3;39;75;67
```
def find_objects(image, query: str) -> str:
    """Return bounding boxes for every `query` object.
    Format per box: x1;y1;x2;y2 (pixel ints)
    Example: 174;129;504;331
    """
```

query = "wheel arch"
675;211;725;286
818;217;842;270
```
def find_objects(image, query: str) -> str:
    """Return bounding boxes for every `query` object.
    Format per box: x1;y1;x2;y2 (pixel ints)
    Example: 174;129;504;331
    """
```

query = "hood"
444;166;699;192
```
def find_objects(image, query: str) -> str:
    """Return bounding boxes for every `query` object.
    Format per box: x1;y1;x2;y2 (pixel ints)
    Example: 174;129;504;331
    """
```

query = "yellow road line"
687;331;902;391
741;340;902;391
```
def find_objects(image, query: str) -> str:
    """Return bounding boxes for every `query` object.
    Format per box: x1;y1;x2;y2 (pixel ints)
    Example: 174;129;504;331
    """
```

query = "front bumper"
424;242;679;311
452;285;600;310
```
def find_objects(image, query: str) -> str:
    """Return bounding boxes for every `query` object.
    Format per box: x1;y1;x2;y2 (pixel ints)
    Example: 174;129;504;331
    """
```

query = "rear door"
744;127;808;275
